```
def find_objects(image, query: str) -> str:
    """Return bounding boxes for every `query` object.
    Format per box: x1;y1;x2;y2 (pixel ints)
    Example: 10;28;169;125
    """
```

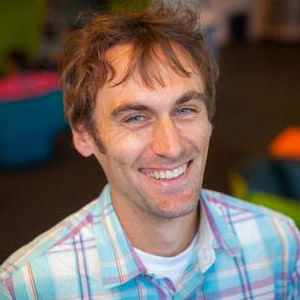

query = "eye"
176;107;195;115
124;114;147;124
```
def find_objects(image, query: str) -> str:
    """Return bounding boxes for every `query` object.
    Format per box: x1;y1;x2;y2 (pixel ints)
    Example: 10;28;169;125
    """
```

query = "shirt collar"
91;186;241;288
196;200;215;273
200;189;242;258
91;184;146;289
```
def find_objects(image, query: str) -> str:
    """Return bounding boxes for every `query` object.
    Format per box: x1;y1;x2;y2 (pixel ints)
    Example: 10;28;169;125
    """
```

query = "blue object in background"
0;90;68;168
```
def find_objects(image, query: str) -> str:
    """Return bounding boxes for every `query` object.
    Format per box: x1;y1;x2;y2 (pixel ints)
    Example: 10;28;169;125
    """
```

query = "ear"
71;125;94;157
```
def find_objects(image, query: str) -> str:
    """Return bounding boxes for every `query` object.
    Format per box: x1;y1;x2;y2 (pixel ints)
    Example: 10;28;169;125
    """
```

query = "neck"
113;198;199;257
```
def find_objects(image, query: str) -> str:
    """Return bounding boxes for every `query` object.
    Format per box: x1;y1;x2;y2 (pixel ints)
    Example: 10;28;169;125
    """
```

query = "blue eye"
178;108;192;115
125;115;146;123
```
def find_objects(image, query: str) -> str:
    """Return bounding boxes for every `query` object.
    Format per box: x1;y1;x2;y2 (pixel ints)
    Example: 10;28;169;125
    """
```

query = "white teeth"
160;171;166;179
166;170;172;179
148;164;188;180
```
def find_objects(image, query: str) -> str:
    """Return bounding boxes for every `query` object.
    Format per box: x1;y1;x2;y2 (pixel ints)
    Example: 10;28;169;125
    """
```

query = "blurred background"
0;0;300;263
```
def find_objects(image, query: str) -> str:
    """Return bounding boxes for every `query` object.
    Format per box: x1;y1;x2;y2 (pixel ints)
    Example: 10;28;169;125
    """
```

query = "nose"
151;118;184;159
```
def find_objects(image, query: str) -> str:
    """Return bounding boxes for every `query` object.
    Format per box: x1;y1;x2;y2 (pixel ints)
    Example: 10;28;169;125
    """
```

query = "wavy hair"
60;2;219;131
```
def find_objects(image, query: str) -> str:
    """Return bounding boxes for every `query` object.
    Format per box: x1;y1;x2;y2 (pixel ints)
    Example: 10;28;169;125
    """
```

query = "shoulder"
0;198;99;290
202;188;297;223
202;189;300;253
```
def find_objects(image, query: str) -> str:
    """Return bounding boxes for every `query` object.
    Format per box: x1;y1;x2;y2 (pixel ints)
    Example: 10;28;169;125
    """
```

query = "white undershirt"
134;234;198;287
134;204;216;287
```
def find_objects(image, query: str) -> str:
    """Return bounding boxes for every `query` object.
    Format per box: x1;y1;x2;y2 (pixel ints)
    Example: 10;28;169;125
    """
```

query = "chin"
147;194;200;219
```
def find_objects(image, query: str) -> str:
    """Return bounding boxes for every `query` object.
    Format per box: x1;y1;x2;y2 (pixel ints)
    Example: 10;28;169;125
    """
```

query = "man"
1;3;299;299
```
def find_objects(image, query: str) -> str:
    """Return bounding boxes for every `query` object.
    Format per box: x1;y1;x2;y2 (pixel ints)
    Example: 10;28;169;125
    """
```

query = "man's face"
80;45;212;221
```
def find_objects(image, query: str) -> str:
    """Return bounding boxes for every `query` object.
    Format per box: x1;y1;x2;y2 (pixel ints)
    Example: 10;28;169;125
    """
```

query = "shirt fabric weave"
0;184;299;299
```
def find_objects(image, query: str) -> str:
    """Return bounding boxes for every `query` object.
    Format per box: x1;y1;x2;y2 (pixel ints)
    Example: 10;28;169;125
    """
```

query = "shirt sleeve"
291;255;300;299
289;220;300;300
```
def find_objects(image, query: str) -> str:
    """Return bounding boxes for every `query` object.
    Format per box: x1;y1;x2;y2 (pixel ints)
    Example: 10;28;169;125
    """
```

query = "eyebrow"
175;91;205;105
111;90;205;118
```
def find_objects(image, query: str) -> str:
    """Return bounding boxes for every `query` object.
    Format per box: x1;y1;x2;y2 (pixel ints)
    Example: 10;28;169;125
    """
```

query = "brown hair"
60;2;218;131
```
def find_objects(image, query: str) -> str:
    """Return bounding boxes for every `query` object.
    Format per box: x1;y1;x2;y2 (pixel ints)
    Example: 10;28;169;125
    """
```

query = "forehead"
104;44;201;88
93;44;205;115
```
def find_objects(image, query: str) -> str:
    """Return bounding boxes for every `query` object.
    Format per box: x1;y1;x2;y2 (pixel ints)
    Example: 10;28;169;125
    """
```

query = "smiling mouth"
140;162;190;180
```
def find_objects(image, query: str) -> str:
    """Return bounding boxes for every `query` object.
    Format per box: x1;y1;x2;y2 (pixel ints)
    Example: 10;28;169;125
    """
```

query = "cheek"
105;131;149;166
184;122;212;149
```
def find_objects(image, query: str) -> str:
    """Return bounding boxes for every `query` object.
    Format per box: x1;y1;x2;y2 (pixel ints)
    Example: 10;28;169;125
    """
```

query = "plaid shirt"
1;185;299;299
